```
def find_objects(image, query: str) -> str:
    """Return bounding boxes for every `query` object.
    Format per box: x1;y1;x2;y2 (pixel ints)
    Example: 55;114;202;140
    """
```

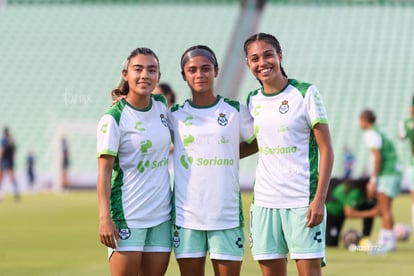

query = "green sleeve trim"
289;79;312;97
170;102;187;112
106;100;126;125
152;93;167;107
170;103;180;112
97;149;117;158
246;135;256;144
223;97;240;112
311;118;328;128
246;88;260;106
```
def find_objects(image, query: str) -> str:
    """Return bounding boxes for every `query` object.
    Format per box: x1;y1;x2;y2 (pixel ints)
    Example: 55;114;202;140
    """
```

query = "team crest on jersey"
173;230;180;248
160;114;168;127
118;228;131;240
217;113;228;126
279;100;289;114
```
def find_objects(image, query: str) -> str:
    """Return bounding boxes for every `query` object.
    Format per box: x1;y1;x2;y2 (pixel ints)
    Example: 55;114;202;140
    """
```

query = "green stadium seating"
0;1;413;189
0;2;240;188
251;3;414;177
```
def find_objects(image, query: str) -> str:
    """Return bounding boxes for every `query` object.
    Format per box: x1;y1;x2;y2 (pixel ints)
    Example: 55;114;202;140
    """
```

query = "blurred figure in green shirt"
326;177;378;246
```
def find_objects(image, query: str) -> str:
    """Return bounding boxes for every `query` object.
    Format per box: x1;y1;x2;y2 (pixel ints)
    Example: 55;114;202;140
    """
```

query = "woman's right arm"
344;205;379;218
240;139;258;159
97;155;118;249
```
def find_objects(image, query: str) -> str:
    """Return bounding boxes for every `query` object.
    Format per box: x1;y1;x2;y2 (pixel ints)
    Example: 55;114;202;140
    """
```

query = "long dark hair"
243;33;288;86
157;83;176;105
111;47;160;100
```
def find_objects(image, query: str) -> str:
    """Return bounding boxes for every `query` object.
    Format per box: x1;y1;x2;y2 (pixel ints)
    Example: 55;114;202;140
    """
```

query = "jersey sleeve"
363;129;382;150
398;120;408;139
239;104;255;143
304;85;329;128
96;114;120;158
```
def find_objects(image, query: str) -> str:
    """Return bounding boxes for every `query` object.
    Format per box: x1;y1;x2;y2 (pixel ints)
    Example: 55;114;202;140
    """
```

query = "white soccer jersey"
169;95;254;230
97;95;172;228
363;129;382;150
363;126;400;175
247;79;328;209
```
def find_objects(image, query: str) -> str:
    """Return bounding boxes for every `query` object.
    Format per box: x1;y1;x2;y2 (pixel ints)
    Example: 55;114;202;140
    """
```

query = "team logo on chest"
160;114;168;127
217;113;228;126
279;100;289;114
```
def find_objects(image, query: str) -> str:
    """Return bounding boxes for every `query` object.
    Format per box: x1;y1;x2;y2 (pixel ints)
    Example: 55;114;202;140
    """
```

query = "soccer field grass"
0;192;412;275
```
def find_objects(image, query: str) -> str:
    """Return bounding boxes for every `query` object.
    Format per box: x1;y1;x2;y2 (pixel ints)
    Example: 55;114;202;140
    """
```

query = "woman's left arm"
307;123;334;227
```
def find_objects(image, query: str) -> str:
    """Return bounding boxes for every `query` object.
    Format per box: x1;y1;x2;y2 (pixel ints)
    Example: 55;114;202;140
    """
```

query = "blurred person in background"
61;137;70;188
97;47;172;276
243;33;334;276
153;82;176;108
153;82;176;184
342;146;355;179
398;95;414;230
325;177;378;247
26;149;35;190
0;126;19;201
360;109;401;251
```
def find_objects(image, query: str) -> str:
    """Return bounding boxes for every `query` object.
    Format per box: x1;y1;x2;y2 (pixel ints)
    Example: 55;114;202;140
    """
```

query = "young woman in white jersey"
360;109;401;251
243;33;334;276
97;47;172;276
169;45;254;276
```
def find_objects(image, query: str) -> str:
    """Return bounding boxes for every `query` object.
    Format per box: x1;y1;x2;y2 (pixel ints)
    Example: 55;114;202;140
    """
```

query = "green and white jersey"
168;95;254;230
96;96;172;229
363;125;400;176
246;79;328;209
399;117;414;165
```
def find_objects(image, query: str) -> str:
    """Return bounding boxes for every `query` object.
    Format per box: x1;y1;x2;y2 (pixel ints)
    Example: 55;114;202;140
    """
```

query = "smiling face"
182;55;217;95
245;40;283;87
123;54;160;97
